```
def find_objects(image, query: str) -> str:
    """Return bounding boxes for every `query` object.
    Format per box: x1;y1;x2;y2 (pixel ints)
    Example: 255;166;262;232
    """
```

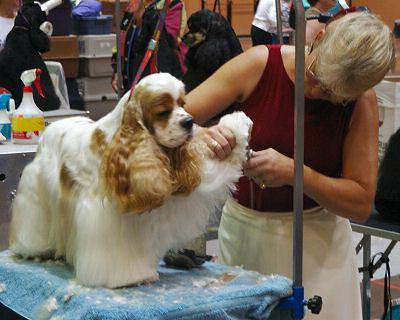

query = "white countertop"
0;109;89;155
0;142;37;155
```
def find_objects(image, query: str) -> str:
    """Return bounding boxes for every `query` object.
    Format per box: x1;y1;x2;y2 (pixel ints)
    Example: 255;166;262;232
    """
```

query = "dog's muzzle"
182;32;206;48
40;21;53;36
180;117;194;132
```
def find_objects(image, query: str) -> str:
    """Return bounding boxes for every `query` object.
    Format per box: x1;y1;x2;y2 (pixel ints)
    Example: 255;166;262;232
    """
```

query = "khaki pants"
218;197;362;320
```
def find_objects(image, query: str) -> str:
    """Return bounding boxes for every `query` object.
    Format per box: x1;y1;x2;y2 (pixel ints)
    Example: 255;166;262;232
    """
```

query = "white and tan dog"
9;73;252;288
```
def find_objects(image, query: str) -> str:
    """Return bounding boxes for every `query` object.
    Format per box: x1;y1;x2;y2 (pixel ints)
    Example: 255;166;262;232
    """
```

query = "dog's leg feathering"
9;161;53;257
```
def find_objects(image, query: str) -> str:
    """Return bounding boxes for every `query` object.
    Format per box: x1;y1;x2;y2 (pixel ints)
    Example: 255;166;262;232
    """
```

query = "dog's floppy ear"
100;98;175;214
170;139;201;196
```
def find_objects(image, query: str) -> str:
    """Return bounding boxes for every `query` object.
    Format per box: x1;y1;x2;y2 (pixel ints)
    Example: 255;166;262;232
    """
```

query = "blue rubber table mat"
0;250;292;320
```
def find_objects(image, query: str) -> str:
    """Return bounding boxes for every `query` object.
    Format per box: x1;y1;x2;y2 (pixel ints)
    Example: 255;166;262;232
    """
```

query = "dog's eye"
156;110;171;119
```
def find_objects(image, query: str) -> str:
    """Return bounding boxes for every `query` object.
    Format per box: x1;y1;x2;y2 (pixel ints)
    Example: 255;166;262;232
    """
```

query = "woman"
251;0;292;45
111;0;187;93
186;11;395;319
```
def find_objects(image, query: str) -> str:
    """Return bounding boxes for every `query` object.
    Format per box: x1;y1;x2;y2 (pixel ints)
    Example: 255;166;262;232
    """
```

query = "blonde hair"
313;12;396;103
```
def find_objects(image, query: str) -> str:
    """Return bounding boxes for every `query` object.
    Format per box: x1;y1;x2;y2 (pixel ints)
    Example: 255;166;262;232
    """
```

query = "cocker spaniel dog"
182;9;243;94
0;0;60;111
9;73;252;288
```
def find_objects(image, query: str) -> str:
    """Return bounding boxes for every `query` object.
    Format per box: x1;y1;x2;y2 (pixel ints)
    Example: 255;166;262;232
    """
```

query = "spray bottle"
12;68;45;145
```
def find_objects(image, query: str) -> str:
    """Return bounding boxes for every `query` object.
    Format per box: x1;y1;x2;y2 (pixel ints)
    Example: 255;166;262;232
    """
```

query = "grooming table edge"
351;212;400;320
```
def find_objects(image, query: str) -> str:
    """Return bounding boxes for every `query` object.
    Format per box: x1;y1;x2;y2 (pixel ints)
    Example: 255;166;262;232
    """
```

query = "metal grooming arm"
227;0;232;26
277;0;322;318
275;0;283;44
292;0;305;295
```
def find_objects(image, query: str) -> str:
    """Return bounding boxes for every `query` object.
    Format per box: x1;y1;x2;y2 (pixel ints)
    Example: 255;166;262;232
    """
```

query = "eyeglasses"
306;6;370;24
305;52;334;99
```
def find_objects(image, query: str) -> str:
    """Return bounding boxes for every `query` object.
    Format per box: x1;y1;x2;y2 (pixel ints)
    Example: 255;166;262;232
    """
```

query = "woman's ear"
307;23;326;49
100;102;175;214
313;28;326;48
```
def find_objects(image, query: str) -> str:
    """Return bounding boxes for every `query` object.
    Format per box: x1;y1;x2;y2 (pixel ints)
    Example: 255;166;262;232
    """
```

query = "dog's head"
183;9;231;48
182;10;243;94
14;0;51;53
100;73;201;214
129;73;194;149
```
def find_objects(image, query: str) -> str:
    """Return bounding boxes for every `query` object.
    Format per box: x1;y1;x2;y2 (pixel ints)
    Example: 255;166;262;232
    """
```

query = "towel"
0;250;292;319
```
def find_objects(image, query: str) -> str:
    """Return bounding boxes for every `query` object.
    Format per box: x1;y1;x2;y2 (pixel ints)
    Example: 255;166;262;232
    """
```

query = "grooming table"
0;250;292;320
351;210;400;320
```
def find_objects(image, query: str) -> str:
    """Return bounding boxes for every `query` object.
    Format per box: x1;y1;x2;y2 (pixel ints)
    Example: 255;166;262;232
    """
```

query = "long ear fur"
100;100;175;214
170;137;202;196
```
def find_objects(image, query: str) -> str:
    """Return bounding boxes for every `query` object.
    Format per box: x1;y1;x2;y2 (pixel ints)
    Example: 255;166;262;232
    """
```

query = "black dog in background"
0;0;60;111
182;10;243;94
375;128;400;222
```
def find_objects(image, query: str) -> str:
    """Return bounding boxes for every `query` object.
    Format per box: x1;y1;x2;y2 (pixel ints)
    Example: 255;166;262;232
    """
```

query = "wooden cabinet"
352;0;399;30
184;0;202;15
184;0;254;36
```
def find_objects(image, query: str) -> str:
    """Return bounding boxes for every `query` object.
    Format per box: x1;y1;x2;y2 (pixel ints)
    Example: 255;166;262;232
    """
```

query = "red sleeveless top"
234;45;355;212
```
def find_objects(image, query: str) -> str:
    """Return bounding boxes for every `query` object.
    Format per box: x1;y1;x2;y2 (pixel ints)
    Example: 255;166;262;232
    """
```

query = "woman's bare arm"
185;45;268;125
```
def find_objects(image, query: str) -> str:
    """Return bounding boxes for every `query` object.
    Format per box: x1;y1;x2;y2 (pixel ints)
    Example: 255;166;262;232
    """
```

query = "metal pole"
227;0;232;26
362;235;371;320
254;0;258;14
293;0;305;289
115;0;123;99
275;0;283;44
213;0;221;13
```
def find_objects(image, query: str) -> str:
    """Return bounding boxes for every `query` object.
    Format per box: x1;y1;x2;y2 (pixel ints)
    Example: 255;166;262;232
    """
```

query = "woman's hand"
203;125;236;160
244;148;294;188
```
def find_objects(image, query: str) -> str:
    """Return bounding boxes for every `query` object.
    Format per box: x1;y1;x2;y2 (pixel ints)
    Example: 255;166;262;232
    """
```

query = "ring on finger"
247;148;254;160
210;139;219;149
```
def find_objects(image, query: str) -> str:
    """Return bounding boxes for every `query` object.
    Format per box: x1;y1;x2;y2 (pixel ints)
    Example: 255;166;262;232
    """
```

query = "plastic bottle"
12;69;45;145
0;93;12;140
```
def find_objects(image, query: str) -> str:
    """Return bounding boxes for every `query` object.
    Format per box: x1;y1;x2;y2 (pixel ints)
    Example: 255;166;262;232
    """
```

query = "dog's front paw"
218;111;252;145
218;112;252;163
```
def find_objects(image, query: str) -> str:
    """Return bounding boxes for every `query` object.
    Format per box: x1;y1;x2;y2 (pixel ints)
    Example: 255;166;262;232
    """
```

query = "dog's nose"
182;33;194;47
180;117;193;131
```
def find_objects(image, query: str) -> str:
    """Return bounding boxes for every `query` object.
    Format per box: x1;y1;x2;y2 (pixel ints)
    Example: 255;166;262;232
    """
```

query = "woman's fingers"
205;125;236;160
244;148;294;187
